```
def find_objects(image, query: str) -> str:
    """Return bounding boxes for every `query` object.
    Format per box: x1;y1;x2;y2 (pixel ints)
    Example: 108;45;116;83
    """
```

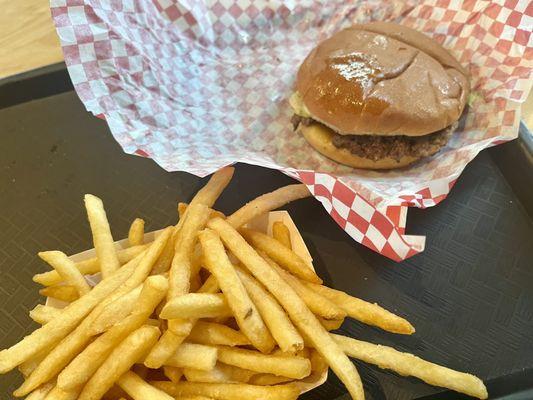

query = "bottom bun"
299;124;420;170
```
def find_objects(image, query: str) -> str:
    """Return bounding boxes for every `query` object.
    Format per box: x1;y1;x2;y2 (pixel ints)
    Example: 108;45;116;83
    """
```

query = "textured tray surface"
1;92;532;399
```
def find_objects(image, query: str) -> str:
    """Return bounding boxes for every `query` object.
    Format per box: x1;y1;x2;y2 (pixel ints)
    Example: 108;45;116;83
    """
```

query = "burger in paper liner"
291;22;470;170
46;211;329;393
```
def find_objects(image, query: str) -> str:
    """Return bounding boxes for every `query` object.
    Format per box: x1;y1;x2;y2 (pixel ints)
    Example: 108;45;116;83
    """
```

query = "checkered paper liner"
50;0;533;261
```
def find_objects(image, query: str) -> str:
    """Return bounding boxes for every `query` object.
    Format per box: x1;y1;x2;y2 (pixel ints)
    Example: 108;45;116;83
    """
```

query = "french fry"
292;350;329;392
38;251;91;296
151;238;175;275
43;386;79;400
128;218;145;246
306;283;415;335
152;381;300;400
0;252;143;376
89;285;143;335
179;203;226;222
25;381;55;400
163;343;218;371
235;266;303;353
272;221;292;249
188;321;250;347
143;330;187;369
249;374;294;385
226;184;310;229
179;167;234;225
241;229;321;284
29;305;61;325
117;370;174;400
263;256;346;320
318;317;344;331
18;351;47;378
332;334;488;399
78;325;161;400
160;293;232;319
216;346;311;379
207;218;365;400
39;285;79;302
122;227;173;288
183;363;254;383
12;230;170;396
169;203;210;299
198;274;219;293
146;275;222;368
199;229;275;353
84;194;121;279
178;202;187;219
163;366;183;383
57;276;168;391
164;203;211;363
33;244;148;287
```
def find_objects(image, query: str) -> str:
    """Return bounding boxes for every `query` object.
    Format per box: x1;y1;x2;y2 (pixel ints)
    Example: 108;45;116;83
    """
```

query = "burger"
290;22;470;169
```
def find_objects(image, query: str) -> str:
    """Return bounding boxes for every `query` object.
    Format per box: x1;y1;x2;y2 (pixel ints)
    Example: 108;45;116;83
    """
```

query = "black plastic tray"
1;65;532;400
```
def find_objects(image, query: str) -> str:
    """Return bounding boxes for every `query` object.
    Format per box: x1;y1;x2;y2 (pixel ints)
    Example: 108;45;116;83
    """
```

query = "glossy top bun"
295;22;469;137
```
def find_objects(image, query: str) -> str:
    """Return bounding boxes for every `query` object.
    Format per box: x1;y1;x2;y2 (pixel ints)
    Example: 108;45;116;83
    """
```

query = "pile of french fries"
0;166;488;400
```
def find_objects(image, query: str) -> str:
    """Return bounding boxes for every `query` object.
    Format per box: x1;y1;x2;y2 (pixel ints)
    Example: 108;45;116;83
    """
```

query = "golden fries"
143;330;188;369
128;218;145;246
39;285;79;303
183;363;254;383
43;386;79;400
199;229;274;353
169;203;210;299
163;366;183;383
163;343;218;371
0;173;488;400
89;285;143;335
118;370;174;400
77;325;161;400
33;244;148;287
25;381;55;400
29;305;61;326
188;321;250;347
152;381;301;400
207;217;365;400
226;184;310;228
160;293;232;319
272;221;292;248
18;351;47;378
241;229;321;284
1;253;142;376
235;266;303;353
57;276;168;391
186;167;234;211
332;334;488;399
307;283;415;335
318;317;344;331
216;346;311;379
249;374;294;385
38;251;91;296
263;255;346;320
84;194;121;279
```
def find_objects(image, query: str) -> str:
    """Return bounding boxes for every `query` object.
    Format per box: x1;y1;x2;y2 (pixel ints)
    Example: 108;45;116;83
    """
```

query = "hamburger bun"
291;22;469;169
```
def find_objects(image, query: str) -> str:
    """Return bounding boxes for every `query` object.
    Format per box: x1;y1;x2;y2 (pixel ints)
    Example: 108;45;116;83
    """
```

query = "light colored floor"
1;0;531;129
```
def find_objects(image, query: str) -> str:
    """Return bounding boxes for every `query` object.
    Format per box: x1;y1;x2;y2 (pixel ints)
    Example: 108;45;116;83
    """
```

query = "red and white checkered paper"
50;0;532;261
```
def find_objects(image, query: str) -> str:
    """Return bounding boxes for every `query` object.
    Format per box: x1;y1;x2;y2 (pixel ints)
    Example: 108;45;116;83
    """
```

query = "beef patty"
291;114;454;162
